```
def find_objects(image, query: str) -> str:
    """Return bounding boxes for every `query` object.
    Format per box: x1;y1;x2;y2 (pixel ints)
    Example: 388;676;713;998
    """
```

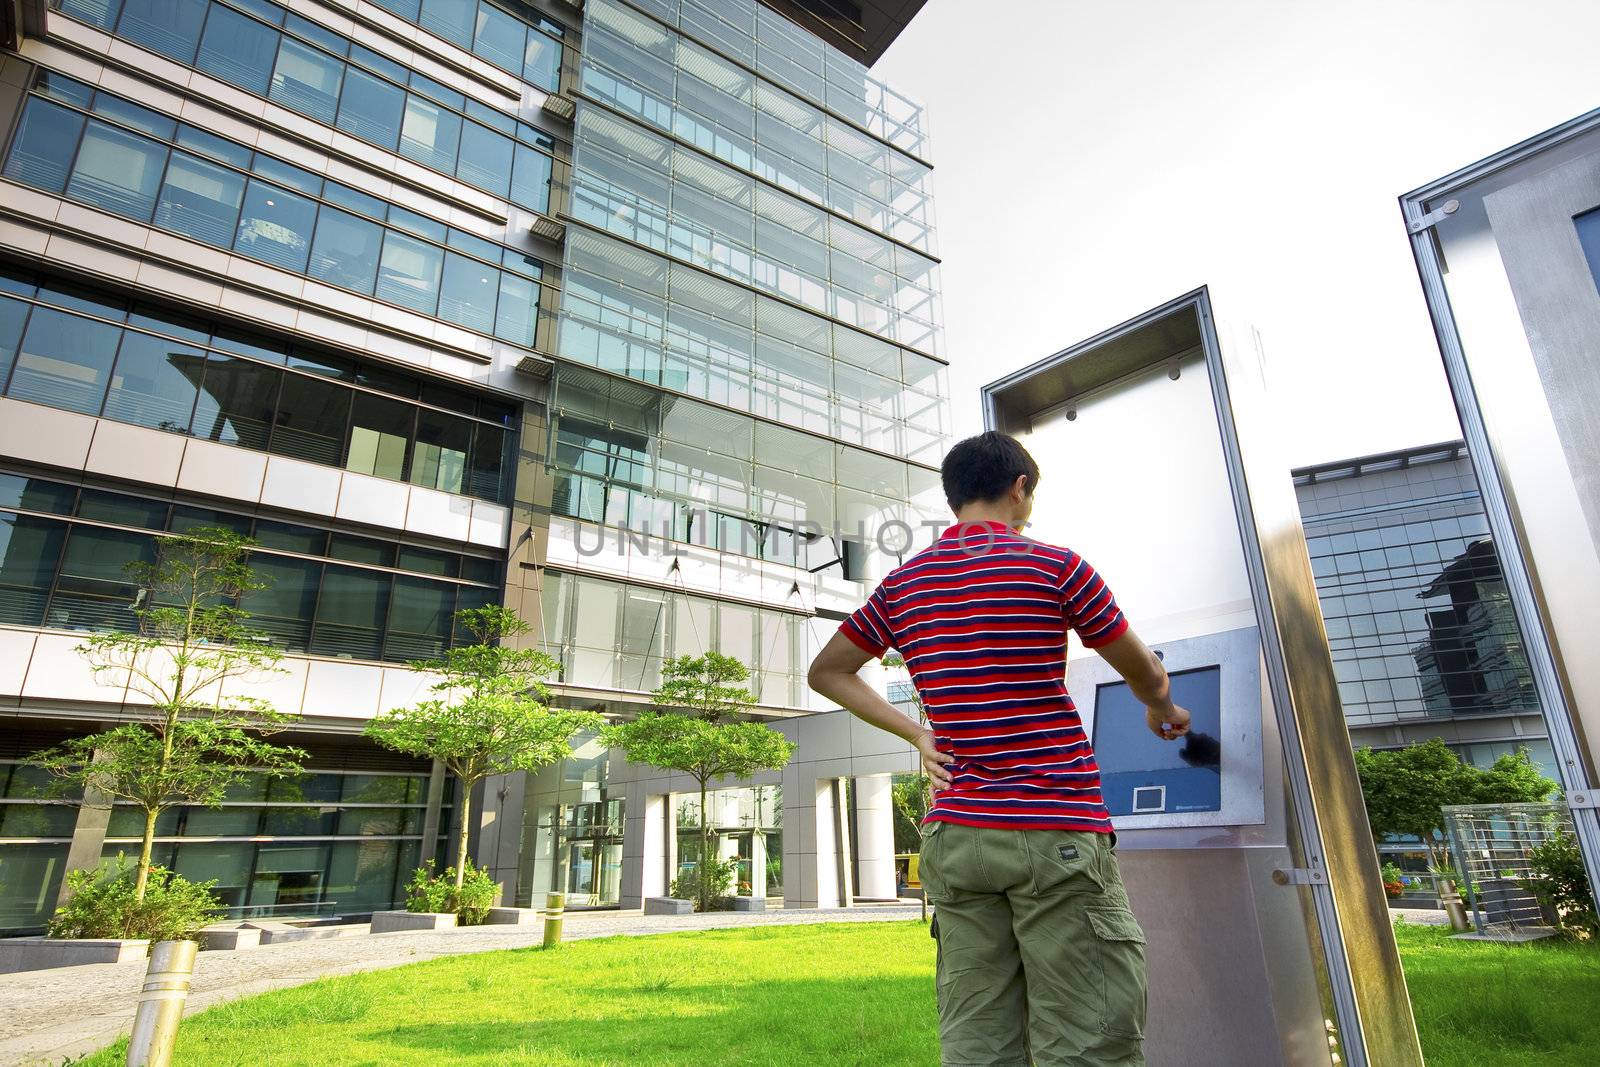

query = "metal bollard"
542;891;565;949
127;939;198;1067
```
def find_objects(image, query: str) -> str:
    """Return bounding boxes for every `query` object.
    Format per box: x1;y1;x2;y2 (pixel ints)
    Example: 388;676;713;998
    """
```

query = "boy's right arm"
1092;628;1192;740
807;632;955;788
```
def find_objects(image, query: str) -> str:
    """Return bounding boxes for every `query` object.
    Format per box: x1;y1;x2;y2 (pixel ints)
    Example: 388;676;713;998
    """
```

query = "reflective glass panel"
66;121;166;221
234;179;317;273
103;331;203;433
9;307;120;415
154;151;247;248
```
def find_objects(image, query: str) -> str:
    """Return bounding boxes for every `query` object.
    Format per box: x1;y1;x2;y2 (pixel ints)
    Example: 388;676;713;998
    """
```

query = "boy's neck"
952;504;1025;532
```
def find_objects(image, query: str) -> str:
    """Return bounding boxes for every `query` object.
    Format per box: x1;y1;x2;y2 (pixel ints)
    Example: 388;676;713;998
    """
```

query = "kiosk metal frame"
1401;113;1600;917
983;288;1422;1067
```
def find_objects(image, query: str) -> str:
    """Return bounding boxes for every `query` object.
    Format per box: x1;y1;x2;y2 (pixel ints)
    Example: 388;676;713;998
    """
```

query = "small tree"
1354;740;1556;871
366;606;600;890
652;651;759;724
31;527;303;903
601;653;796;911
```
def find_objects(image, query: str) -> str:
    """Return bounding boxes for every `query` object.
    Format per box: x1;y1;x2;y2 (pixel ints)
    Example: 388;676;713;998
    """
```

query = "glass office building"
0;0;940;931
515;0;946;910
1293;441;1553;777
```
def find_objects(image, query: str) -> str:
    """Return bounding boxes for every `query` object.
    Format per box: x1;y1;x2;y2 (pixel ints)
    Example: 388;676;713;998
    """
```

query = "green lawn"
78;921;1599;1066
1393;921;1600;1067
82;923;941;1067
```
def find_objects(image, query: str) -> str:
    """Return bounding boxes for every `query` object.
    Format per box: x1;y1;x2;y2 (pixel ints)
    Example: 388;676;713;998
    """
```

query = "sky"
874;0;1600;468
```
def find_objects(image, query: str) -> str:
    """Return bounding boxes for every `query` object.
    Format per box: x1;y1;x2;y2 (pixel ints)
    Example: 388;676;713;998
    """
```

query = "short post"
542;891;565;949
1438;880;1471;932
127;939;198;1067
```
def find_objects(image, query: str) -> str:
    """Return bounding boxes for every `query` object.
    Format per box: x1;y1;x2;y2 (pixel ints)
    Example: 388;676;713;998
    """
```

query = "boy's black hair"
941;431;1041;510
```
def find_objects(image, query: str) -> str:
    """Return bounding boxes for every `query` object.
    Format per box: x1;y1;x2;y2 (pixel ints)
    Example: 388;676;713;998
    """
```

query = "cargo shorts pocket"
918;822;947;901
1087;907;1147;1041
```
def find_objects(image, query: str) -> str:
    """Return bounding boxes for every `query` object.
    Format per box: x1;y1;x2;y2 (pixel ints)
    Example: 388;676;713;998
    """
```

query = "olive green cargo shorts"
919;822;1148;1067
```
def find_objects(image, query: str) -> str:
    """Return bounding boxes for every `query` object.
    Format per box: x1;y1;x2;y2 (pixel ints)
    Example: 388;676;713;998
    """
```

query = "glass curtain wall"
539;568;806;705
0;471;502;658
49;0;560;216
516;735;624;909
674;784;782;898
1298;453;1539;728
4;74;549;353
0;760;76;933
549;363;943;571
0;760;450;931
580;0;931;249
365;0;567;92
0;268;518;504
557;231;948;466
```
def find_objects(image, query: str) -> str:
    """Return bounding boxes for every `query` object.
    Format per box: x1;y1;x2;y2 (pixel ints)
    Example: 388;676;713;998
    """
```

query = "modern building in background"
1293;441;1553;782
0;0;943;934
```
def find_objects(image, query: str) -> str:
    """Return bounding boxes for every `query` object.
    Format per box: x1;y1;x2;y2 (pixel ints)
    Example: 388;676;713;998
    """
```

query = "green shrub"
404;861;499;926
1520;830;1597;940
671;857;738;911
49;856;221;941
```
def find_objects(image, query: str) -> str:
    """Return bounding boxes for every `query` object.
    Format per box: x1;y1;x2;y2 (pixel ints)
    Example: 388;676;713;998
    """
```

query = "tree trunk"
454;787;472;890
921;777;932;923
699;780;714;912
134;808;158;902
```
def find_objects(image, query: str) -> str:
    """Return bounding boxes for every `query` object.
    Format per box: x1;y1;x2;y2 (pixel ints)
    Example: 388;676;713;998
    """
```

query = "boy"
807;431;1190;1067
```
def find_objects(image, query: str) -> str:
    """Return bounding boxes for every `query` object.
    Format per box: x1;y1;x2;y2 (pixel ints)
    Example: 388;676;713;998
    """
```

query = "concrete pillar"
853;775;897;900
620;790;667;908
472;771;527;905
665;794;679;890
56;750;113;906
833;778;854;908
750;830;767;898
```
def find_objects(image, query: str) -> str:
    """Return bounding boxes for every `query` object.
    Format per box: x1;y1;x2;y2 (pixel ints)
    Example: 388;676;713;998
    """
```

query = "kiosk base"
1121;846;1333;1065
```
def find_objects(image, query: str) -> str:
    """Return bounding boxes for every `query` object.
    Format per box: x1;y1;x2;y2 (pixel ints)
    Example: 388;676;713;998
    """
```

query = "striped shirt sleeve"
1058;552;1130;648
839;584;896;656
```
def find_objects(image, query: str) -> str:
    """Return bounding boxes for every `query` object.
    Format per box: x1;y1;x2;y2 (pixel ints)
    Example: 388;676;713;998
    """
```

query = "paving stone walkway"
2;904;925;1066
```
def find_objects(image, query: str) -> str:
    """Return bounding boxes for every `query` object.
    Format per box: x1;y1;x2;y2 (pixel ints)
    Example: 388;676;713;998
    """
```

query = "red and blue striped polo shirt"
840;520;1129;832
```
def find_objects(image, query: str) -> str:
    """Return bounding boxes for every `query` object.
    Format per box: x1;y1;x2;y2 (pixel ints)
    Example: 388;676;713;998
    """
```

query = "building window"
4;76;550;350
49;0;560;215
0;470;503;660
0;269;519;504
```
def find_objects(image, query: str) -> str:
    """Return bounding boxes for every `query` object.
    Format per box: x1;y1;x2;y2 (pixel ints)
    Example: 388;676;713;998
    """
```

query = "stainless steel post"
542;891;565;948
126;939;197;1067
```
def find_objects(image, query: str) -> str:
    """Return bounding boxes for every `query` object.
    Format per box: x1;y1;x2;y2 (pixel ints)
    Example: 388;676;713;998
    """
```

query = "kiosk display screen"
1092;666;1224;817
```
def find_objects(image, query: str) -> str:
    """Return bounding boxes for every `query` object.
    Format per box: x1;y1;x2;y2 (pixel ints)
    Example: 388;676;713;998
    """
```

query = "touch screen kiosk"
1075;629;1262;827
983;289;1421;1067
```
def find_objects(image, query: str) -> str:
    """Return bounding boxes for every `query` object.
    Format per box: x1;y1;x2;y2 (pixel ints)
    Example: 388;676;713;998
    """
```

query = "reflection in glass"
0;515;67;626
193;354;279;451
348;393;414;481
10;307;121;415
103;331;203;433
235;179;317;273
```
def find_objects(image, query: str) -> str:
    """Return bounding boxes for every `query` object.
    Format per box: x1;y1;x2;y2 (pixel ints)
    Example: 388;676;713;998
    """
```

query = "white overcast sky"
874;0;1600;468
